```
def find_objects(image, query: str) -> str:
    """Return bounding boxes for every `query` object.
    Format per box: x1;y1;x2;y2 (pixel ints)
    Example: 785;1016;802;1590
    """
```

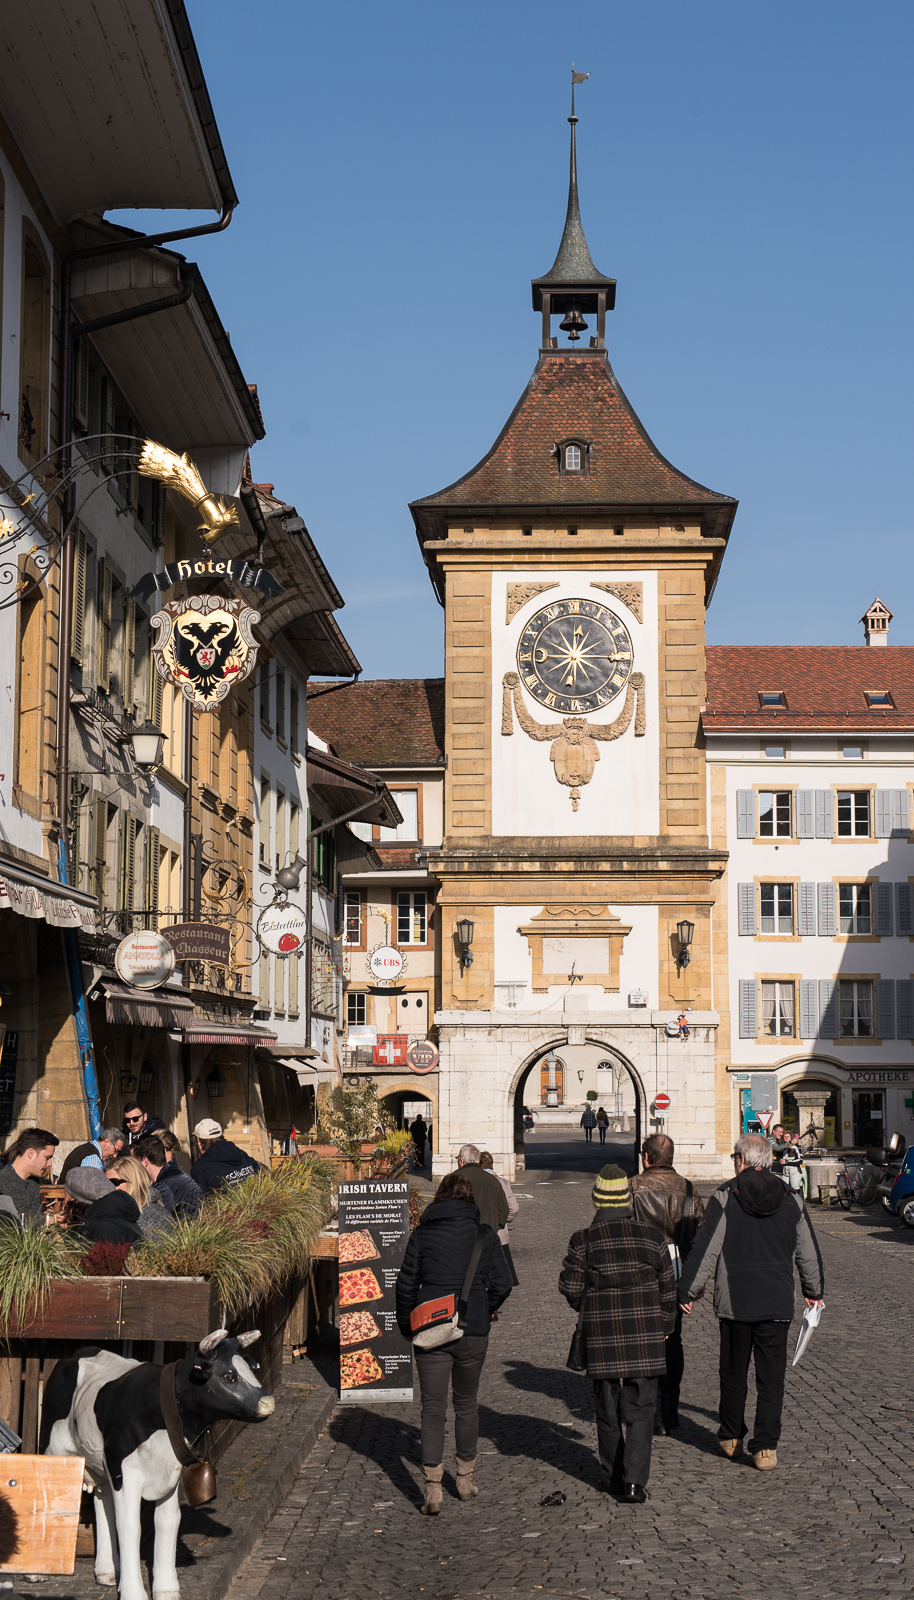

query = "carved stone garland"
502;670;646;811
590;581;643;624
505;582;559;624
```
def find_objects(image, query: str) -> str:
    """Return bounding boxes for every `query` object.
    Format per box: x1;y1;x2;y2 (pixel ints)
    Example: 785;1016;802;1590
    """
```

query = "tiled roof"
411;349;736;540
306;680;445;768
704;646;914;731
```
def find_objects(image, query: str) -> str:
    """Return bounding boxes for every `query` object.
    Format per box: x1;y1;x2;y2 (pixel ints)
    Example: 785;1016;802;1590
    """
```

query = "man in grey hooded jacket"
678;1133;823;1472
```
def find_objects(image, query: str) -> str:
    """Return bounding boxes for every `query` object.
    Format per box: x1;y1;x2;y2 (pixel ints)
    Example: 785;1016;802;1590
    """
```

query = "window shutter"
897;980;914;1040
817;882;837;936
738;979;758;1039
818;979;838;1038
797;882;816;937
96;559;112;692
737;883;757;937
736;790;755;839
875;882;894;937
876;978;895;1040
73;337;89;432
815;790;833;838
874;789;893;839
148;654;163;728
892;789;910;835
71;527;87;666
152;484;166;546
103;378;116;471
799;979;818;1039
795;790;814;839
93;796;107;911
119;813;137;915
896;882;913;935
144;825;159;926
124;598;137;709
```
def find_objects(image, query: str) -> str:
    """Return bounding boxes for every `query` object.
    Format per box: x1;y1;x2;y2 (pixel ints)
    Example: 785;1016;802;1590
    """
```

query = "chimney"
860;597;892;647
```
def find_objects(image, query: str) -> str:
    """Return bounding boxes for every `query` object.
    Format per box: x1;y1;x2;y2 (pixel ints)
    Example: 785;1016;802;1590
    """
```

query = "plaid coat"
559;1214;677;1379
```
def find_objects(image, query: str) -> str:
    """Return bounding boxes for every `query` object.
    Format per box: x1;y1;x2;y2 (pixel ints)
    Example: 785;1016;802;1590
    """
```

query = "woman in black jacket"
396;1171;513;1514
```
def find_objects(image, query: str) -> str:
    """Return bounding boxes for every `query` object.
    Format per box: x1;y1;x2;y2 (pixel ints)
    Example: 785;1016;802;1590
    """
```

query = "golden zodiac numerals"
517;597;633;714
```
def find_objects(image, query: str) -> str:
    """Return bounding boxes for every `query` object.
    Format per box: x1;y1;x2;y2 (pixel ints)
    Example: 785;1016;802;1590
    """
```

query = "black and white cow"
40;1329;274;1600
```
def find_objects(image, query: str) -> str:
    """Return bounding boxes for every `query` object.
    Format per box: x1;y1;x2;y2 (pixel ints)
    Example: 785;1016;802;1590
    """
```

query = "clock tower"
410;96;737;1178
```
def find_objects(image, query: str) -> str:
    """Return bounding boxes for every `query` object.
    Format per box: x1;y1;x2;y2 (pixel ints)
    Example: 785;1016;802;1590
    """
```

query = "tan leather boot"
456;1457;478;1501
717;1435;743;1460
421;1463;444;1514
751;1449;777;1471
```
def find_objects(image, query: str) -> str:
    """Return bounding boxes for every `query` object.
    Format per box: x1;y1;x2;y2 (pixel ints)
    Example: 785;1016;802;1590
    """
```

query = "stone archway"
509;1038;647;1174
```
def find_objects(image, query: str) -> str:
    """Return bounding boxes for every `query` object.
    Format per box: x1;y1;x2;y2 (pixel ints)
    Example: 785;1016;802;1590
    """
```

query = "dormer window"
554;437;591;476
759;691;786;707
864;690;893;707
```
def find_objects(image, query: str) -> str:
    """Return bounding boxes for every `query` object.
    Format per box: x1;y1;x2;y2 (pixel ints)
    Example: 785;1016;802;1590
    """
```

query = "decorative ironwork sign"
367;944;406;985
164;922;232;967
131;557;285;610
138;442;239;544
406;1039;439;1075
113;929;176;990
257;901;308;956
151;595;260;711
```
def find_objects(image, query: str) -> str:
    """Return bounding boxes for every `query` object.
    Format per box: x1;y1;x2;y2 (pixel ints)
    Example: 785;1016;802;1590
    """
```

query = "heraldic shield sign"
151;594;261;711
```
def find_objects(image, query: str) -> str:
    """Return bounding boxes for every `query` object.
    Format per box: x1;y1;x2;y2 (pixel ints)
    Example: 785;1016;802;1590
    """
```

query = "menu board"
337;1179;413;1403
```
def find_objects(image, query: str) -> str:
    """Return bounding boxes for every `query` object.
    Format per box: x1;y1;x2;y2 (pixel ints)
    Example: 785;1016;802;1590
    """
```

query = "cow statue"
40;1328;274;1600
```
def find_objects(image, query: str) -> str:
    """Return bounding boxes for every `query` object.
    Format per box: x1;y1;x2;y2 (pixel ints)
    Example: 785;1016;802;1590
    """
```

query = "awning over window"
0;862;97;932
183;1023;278;1047
94;980;195;1030
273;1056;319;1086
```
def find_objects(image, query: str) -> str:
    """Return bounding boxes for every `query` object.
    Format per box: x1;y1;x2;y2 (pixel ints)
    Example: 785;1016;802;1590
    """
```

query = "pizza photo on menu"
340;1347;385;1390
339;1267;383;1307
340;1310;382;1347
339;1229;380;1265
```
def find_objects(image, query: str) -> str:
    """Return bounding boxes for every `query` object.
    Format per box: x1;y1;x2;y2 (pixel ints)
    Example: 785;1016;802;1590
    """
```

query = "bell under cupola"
532;73;616;350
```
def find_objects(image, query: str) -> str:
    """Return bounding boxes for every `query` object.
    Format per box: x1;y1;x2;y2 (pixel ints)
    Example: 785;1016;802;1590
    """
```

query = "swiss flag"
373;1034;408;1067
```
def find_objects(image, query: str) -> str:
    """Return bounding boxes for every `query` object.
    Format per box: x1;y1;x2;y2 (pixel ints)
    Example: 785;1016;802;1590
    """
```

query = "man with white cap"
190;1118;261;1198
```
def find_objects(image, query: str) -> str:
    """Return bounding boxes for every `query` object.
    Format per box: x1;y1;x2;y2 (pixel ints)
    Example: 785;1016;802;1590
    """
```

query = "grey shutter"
896;882;913;935
736;790;755;839
815;790;833;838
817;882;837;936
818;979;838;1038
897;980;914;1040
875;789;893;839
796;790;814;839
892;789;910;835
797;883;816;937
875;882;894;936
799;979;819;1039
737;883;757;937
877;978;895;1040
738;979;758;1039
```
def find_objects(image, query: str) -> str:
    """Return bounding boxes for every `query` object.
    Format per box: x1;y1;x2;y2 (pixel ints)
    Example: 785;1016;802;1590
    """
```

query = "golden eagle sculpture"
138;441;239;544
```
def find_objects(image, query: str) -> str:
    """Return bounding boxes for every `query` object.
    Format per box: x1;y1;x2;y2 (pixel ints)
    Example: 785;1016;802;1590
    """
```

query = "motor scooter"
872;1132;910;1219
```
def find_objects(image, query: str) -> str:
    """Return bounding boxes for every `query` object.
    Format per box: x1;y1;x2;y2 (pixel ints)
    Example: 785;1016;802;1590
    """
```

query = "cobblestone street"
231;1136;914;1600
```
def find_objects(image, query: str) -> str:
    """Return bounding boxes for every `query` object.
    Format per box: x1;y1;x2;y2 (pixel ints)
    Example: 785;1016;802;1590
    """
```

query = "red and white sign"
368;945;405;984
653;1092;671;1114
406;1039;439;1075
373;1034;408;1067
756;1110;775;1132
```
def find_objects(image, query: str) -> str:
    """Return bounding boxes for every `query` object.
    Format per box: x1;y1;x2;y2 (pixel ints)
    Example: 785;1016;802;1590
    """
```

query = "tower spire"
532;71;616;349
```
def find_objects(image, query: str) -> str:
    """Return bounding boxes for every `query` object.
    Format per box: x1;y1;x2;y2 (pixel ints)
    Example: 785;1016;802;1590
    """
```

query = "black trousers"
593;1376;658;1487
583;1127;594;1141
415;1334;489;1465
718;1318;790;1452
598;1127;607;1144
656;1307;684;1424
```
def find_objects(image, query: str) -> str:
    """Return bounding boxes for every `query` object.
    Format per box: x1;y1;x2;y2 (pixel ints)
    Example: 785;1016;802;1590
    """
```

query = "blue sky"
115;1;914;677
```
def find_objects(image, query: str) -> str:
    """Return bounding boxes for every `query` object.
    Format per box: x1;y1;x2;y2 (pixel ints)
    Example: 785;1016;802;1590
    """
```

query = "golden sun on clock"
516;598;634;715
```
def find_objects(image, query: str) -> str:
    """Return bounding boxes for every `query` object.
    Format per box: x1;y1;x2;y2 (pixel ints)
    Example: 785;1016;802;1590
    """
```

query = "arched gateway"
412;99;736;1184
510;1042;645;1173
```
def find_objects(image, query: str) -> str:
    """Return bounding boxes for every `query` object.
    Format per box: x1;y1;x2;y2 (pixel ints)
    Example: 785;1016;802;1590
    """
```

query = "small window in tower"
565;444;581;472
864;690;893;707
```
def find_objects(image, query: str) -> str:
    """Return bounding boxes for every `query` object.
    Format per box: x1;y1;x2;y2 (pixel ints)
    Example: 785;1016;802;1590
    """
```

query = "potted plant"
313;1083;394;1178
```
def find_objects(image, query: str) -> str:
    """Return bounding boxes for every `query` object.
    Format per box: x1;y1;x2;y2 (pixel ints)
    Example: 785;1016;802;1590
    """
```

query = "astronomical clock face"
516;598;634;715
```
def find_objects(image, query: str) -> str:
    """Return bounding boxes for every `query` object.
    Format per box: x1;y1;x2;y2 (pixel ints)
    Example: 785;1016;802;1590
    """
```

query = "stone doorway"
511;1043;644;1174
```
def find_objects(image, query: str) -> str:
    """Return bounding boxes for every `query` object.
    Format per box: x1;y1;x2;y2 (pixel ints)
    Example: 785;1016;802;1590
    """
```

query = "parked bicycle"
835;1156;879;1209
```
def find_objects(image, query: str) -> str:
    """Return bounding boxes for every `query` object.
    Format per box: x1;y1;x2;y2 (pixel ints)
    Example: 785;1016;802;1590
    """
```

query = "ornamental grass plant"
0;1221;85;1328
127;1156;334;1316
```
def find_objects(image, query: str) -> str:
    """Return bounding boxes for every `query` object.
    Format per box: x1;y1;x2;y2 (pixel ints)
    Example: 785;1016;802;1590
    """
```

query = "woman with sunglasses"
108;1155;174;1238
121;1103;166;1148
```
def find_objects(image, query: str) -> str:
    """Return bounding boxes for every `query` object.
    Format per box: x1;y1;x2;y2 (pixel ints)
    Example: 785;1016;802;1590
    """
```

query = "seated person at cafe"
0;1128;59;1222
59;1127;124;1181
122;1102;166;1147
191;1118;261;1197
109;1154;174;1238
159;1127;192;1174
134;1134;203;1218
65;1167;142;1244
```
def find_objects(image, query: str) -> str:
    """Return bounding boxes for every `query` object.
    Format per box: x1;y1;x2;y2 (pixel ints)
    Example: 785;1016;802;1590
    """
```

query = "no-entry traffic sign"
653;1092;671;1113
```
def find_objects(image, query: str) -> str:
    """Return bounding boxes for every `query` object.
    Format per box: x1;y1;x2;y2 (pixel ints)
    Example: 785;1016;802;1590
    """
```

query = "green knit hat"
592;1163;631;1212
